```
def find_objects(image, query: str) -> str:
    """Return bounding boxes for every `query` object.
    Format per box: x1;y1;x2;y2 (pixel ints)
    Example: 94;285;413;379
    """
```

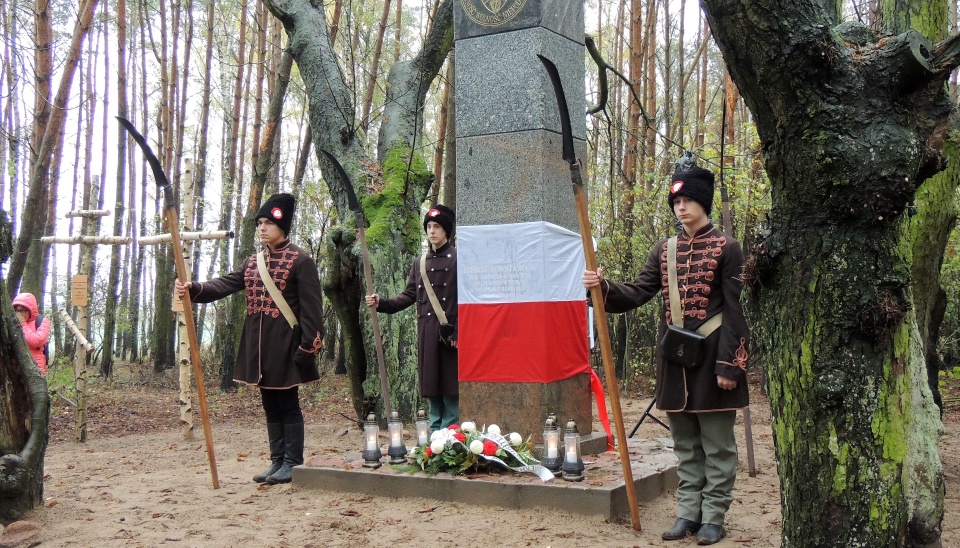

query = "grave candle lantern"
561;418;584;482
361;413;382;469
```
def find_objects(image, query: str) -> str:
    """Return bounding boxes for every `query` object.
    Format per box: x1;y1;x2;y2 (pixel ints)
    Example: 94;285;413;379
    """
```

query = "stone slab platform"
293;438;678;524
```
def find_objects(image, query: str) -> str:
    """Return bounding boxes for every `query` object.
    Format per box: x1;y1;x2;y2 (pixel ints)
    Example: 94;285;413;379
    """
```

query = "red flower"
447;424;460;431
453;433;466;443
426;447;433;457
482;440;498;456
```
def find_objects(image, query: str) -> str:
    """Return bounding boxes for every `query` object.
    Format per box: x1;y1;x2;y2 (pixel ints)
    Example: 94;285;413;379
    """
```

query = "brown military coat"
189;240;324;389
601;223;750;412
377;242;458;398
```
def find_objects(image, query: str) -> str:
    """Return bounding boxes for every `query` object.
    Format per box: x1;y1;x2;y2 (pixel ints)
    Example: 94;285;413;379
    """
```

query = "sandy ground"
18;372;960;547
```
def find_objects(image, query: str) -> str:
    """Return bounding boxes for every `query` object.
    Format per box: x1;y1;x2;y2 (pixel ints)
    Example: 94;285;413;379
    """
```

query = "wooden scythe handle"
357;217;393;418
167;206;220;489
572;165;641;531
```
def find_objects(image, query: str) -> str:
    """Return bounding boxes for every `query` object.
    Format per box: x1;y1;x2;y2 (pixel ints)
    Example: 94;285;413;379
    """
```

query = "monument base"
459;373;593;445
294;438;678;524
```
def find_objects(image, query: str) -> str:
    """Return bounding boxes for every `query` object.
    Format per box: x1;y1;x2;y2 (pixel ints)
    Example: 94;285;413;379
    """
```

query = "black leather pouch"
659;324;704;368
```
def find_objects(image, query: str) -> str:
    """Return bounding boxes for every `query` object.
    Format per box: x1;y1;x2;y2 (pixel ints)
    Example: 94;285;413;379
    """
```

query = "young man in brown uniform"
583;166;749;545
365;205;459;431
177;193;324;484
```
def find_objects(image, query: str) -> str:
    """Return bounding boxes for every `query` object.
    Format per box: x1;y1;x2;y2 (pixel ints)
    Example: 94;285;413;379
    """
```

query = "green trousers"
427;395;459;431
667;410;738;526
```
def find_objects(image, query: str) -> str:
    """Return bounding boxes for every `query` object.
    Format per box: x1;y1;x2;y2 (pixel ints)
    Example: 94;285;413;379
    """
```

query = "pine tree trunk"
102;0;126;378
701;1;955;544
360;0;393;130
10;0;99;295
194;0;216;345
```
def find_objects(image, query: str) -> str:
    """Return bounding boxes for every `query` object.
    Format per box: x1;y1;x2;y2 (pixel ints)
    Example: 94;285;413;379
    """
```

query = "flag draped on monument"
458;221;589;382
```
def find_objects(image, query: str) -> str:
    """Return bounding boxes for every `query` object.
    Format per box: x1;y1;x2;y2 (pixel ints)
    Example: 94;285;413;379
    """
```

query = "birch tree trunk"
700;1;958;544
177;160;196;440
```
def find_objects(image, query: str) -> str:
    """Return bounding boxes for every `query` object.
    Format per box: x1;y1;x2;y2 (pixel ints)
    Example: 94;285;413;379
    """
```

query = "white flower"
461;421;477;433
469;440;484;455
430;439;447;455
486;424;501;436
509;432;522;446
430;429;450;443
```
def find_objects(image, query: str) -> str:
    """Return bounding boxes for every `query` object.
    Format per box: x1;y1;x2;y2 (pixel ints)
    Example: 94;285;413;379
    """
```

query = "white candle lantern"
541;413;562;476
361;413;382;469
387;411;408;464
561;418;584;482
415;408;430;446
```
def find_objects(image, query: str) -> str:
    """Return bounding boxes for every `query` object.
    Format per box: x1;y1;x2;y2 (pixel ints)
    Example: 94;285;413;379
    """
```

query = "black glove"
439;323;456;345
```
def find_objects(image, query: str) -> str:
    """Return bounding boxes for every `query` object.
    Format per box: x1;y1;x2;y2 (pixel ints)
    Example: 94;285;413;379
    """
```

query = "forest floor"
16;361;960;547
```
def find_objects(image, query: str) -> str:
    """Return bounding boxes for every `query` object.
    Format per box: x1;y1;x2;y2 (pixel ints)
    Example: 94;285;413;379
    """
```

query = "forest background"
2;0;960;545
4;0;956;393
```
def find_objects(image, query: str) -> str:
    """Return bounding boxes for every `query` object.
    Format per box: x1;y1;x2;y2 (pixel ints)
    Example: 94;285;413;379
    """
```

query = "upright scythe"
117;117;220;489
719;84;757;478
319;150;393;418
537;55;641;531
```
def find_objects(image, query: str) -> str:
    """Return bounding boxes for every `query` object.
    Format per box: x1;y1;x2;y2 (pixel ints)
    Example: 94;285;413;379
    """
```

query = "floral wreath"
407;422;553;481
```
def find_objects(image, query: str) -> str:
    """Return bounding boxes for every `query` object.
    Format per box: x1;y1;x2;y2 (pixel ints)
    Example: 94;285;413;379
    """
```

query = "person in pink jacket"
12;292;51;375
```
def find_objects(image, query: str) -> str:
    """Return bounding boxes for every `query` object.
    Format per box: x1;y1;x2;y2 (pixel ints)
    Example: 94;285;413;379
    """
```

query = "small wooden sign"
71;275;88;307
172;289;184;312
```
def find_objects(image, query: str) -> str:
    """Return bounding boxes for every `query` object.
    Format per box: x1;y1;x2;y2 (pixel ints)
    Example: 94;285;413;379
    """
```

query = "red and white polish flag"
457;221;590;383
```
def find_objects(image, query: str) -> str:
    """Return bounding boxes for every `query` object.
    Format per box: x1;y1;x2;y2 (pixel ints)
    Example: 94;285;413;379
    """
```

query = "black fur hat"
423;204;455;238
255;193;296;235
667;165;715;215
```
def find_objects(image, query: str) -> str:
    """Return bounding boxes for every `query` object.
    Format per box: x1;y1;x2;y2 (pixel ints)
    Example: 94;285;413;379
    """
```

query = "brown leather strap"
257;250;298;328
419;252;449;325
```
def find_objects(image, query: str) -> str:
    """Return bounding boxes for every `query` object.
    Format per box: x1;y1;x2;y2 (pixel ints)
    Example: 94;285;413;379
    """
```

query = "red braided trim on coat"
732;338;748;370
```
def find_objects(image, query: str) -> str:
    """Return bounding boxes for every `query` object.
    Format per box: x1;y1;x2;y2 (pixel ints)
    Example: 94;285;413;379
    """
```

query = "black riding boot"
253;422;285;483
266;421;304;484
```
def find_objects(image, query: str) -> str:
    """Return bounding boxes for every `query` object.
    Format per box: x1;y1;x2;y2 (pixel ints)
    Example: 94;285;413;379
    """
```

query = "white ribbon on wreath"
455;432;555;482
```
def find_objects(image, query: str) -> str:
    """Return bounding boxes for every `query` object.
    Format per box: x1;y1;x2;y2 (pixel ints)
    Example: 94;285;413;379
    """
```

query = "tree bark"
0;212;50;518
700;1;955;545
360;0;393;130
9;0;100;295
102;0;127;378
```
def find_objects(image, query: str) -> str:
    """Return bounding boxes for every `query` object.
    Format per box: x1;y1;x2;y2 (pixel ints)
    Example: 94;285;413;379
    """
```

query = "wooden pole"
538;54;640;530
40;235;132;245
573;171;642;531
165;202;220;488
357;219;393;418
65;209;111;218
119;116;219;488
58;309;94;353
138;230;233;244
318;148;393;418
720;75;757;478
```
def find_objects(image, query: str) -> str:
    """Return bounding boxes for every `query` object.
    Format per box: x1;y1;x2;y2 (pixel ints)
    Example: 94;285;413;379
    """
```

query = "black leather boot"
266;421;304;484
662;517;701;540
253;422;284;483
696;524;725;545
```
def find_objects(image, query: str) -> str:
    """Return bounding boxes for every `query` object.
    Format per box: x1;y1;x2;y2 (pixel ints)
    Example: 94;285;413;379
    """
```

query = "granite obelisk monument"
455;0;602;444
